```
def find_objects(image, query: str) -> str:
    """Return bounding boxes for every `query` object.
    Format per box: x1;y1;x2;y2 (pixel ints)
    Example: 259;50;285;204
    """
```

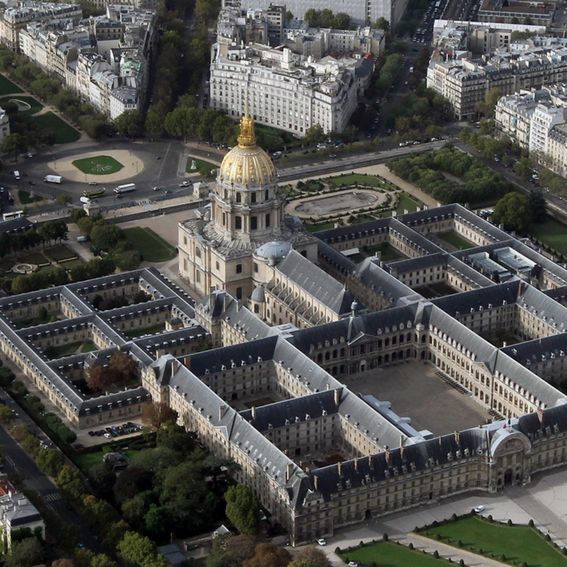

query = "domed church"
178;114;322;313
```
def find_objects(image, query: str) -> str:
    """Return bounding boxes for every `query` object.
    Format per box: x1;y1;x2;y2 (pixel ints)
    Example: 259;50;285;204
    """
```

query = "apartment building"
209;8;383;135
427;41;567;119
495;84;567;177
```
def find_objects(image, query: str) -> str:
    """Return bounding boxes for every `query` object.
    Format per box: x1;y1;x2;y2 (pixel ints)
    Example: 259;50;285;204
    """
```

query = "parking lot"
88;421;143;440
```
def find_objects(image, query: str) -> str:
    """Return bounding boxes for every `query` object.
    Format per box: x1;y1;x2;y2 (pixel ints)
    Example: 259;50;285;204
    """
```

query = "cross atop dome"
238;113;256;148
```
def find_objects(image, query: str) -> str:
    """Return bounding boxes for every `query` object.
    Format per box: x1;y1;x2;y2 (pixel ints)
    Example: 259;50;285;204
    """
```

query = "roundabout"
47;150;145;183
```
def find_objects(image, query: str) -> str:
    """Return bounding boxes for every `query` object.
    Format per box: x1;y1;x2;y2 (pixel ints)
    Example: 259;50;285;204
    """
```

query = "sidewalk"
399;533;509;567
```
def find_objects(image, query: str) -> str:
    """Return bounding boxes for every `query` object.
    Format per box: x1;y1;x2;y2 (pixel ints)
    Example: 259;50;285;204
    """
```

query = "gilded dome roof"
219;115;276;187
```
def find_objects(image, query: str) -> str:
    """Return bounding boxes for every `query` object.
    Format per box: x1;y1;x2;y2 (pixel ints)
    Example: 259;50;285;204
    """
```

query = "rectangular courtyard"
342;362;491;435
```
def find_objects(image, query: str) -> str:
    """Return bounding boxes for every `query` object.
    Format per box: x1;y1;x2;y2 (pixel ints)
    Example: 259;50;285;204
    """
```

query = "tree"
56;194;71;206
374;17;389;30
114;466;153;504
160;460;219;532
514;156;533;179
225;484;261;535
36;448;65;476
528;190;546;223
1;133;27;160
304;124;325;146
90;223;124;251
492;192;531;232
156;422;195;453
289;547;331;567
0;404;14;424
114;110;144;138
88;463;116;499
142;402;176;428
243;543;290;567
145;108;164;140
57;464;86;501
477;87;502;117
5;537;44;567
117;531;157;567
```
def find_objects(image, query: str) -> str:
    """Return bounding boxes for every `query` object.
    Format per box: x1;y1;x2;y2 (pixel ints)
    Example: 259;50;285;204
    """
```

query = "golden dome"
219;114;276;187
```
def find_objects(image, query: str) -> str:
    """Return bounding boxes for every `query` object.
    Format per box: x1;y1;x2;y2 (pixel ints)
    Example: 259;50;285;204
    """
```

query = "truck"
44;175;63;184
113;183;136;194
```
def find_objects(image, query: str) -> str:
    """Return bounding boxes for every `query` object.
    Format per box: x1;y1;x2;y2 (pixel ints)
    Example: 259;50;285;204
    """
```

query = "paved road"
0;388;101;551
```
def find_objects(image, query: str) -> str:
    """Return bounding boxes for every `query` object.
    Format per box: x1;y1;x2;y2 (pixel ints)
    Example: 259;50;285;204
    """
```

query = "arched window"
236;192;241;203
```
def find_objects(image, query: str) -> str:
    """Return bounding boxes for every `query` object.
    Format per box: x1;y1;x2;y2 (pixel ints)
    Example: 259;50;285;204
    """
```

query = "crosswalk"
42;491;61;504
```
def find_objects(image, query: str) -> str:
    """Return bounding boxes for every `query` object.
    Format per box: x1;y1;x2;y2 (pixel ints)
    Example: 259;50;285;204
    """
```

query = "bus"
2;211;24;221
82;188;106;199
113;183;136;194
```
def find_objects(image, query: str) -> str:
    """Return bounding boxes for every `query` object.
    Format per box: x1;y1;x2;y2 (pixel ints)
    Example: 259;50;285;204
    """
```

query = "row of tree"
0;47;110;140
492;190;547;233
72;210;141;271
0;219;67;259
304;9;350;29
389;146;515;205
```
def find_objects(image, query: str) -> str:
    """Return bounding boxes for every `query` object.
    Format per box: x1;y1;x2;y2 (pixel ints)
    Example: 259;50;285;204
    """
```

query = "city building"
225;0;409;28
477;0;556;27
432;20;546;55
5;118;567;546
495;84;567;177
209;7;383;135
427;39;567;120
0;477;44;549
0;1;82;50
16;3;157;119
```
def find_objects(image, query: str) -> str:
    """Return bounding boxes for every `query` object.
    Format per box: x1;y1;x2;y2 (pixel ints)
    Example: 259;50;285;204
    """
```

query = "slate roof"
0;217;33;235
276;250;354;315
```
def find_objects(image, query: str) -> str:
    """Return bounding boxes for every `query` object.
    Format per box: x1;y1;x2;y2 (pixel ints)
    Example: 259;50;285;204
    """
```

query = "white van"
13;170;20;180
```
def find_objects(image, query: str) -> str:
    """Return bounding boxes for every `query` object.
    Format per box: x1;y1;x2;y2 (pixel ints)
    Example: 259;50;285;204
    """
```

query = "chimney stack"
334;388;341;406
251;406;256;420
337;461;342;476
314;475;319;491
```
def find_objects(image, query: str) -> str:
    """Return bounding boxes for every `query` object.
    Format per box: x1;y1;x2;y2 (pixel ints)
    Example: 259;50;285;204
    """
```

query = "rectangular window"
265;213;271;227
251;193;256;203
235;216;242;230
254;262;258;273
236;264;242;274
251;216;258;230
216;261;220;270
236;287;243;299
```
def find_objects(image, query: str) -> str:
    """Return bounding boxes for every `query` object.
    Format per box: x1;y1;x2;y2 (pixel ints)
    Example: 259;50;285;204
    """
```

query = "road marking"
5;456;14;467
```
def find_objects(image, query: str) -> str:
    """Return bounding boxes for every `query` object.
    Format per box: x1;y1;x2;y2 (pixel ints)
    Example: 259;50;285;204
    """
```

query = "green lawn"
18;189;42;204
43;244;76;262
123;324;166;338
73;155;124;175
124;227;176;262
74;446;146;472
35;112;80;144
44;340;97;359
437;230;475;250
0;74;22;95
340;541;454;566
19;251;50;266
363;242;406;261
0;95;42;115
528;217;567;256
397;194;419;214
60;258;85;271
186;157;217;179
328;173;392;189
306;221;336;233
422;516;567;567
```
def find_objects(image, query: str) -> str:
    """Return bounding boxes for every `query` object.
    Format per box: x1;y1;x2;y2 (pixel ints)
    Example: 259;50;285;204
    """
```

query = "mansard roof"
276;249;354;314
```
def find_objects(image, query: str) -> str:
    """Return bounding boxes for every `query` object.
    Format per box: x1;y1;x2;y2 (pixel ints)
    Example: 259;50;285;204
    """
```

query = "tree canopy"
225;484;261;535
492;192;531;232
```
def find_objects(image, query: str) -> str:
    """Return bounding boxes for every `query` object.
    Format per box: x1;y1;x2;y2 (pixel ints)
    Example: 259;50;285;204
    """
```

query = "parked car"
474;505;485;513
316;538;327;546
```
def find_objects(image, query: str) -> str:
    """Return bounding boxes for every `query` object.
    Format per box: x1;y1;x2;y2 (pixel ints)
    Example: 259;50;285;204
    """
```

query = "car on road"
348;562;359;567
316;538;327;546
473;505;485;513
179;181;191;187
152;186;162;191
